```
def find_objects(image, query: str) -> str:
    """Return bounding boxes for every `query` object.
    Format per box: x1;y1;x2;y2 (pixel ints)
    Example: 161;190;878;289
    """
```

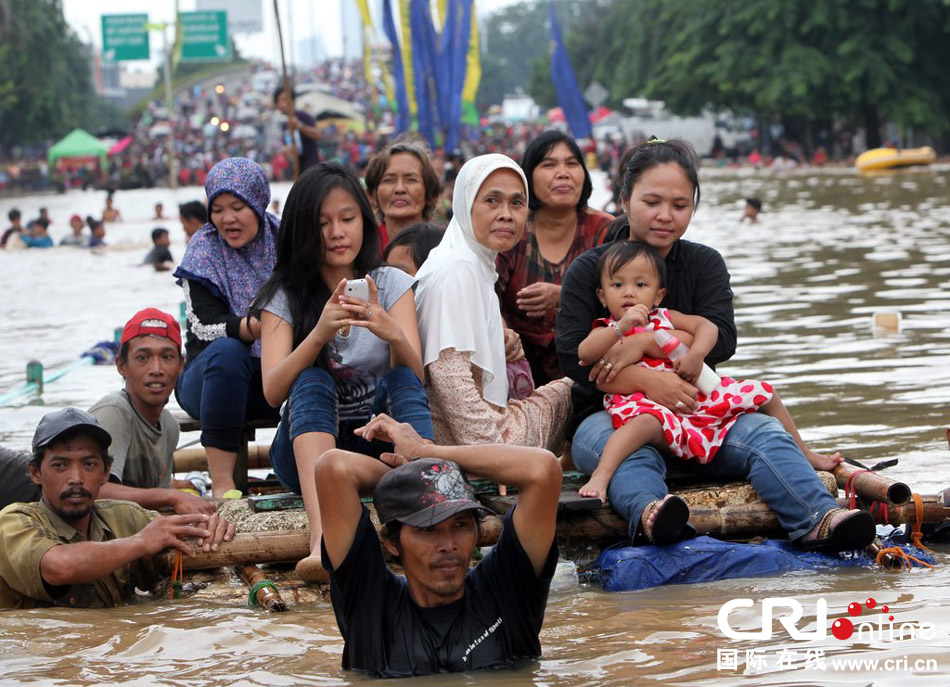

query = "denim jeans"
270;365;434;493
175;337;280;452
571;410;838;541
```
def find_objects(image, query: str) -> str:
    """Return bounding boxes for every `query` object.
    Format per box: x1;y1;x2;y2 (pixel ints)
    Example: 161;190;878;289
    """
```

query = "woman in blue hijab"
173;158;281;498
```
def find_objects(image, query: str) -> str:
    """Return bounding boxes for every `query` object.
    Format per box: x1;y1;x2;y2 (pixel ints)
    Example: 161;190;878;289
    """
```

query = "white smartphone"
344;278;370;303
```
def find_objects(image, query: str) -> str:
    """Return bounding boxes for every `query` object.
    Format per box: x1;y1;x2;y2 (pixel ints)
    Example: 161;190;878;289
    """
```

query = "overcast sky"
64;0;523;70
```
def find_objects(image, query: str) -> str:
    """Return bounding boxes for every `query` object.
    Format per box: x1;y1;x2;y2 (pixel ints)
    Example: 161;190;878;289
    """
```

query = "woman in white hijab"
416;154;571;450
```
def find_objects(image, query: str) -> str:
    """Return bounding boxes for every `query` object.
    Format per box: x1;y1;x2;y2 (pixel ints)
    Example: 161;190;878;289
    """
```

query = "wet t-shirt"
322;506;557;677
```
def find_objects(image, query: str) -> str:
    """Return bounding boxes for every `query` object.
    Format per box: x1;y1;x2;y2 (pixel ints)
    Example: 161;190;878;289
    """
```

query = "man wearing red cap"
88;308;215;515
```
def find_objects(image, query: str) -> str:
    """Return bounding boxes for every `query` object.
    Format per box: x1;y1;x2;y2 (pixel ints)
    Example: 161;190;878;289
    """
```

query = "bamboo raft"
156;447;948;609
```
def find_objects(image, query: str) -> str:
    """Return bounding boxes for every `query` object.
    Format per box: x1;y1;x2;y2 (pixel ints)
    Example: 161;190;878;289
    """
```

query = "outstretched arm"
39;513;226;586
355;415;562;575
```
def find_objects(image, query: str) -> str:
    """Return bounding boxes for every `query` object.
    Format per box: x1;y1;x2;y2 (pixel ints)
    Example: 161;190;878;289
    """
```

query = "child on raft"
577;240;844;503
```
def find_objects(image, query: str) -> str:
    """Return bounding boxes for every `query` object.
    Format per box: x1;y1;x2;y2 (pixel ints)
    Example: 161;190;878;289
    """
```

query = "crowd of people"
0;130;878;677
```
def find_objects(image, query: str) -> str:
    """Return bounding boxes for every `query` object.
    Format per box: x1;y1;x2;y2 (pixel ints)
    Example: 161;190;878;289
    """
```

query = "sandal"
800;508;875;553
641;495;692;545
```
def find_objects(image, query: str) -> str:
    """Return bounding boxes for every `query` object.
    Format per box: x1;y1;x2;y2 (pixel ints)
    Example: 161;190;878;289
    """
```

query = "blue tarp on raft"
595;535;935;592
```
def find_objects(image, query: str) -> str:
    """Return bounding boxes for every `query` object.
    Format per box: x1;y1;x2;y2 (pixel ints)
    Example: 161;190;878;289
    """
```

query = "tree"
477;0;589;111
552;0;950;150
0;0;106;151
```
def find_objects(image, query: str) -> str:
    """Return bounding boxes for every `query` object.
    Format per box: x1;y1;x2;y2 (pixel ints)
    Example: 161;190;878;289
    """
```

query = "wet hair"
30;427;112;470
603;138;701;243
85;215;102;229
520;129;593;213
8;208;20;221
151;227;169;243
364;134;441;223
272;85;297;105
597;240;667;289
382;222;443;271
179;200;208;223
251;161;381;355
745;197;762;211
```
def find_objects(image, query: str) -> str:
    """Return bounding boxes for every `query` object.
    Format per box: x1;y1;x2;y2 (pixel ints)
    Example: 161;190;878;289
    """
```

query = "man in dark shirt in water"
316;414;562;677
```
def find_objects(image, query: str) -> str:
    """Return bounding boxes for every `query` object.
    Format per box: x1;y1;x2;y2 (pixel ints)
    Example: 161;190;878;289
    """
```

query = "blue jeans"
270;366;434;493
572;411;838;541
175;338;280;452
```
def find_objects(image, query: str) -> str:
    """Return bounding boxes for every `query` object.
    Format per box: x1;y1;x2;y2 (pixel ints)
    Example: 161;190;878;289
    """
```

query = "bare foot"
579;475;609;503
804;449;844;472
295;554;329;584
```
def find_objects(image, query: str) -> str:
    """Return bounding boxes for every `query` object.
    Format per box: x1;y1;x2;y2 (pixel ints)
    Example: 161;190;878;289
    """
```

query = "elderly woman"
364;134;442;246
496;130;613;385
173;158;281;498
416;154;571;451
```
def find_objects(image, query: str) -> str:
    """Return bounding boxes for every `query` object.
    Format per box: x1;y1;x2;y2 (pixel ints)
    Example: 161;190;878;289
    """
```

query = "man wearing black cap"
316;413;562;677
0;408;233;609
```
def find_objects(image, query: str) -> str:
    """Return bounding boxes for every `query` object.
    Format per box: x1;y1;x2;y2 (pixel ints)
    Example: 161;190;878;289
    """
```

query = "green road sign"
101;14;149;61
180;11;232;62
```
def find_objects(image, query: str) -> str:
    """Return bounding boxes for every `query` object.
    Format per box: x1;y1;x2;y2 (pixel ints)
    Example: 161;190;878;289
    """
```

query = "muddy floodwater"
1;166;949;686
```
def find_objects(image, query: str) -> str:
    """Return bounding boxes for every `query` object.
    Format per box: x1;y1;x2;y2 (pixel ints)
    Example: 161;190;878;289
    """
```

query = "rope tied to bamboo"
169;549;184;599
247;579;280;608
875;546;933;570
909;493;932;552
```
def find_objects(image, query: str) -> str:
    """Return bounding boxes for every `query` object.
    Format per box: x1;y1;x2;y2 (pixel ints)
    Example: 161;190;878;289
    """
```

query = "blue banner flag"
548;2;591;138
409;0;439;146
382;0;411;134
440;0;474;150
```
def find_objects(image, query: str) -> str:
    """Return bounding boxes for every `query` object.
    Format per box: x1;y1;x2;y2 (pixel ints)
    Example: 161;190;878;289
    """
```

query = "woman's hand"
313;279;353;343
587;337;645;386
516;282;561;318
341;274;401;343
504;328;525;362
641;370;699;413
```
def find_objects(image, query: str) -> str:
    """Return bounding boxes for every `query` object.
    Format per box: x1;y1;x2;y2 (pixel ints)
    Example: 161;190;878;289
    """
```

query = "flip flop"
800;509;875;553
642;495;692;545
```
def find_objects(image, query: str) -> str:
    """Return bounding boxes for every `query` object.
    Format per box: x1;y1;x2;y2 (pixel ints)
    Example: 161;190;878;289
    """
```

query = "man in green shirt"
0;408;233;609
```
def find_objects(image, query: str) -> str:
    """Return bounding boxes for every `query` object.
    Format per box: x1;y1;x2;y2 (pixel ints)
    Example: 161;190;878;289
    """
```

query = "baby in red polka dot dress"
577;241;843;505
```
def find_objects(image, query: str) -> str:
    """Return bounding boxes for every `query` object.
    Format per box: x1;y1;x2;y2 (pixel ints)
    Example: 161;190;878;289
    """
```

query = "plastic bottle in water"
550;559;579;591
653;329;722;395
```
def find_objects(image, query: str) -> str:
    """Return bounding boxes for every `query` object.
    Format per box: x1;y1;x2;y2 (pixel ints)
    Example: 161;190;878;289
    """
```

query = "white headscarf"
416;154;529;408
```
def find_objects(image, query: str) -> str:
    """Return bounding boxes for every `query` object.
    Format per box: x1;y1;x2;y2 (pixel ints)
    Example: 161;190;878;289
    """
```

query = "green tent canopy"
47;129;108;167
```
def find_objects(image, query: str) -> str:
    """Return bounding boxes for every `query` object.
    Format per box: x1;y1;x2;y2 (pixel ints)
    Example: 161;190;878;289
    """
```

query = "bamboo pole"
174;444;271;472
832;463;911;505
234;564;288;612
157;517;505;572
273;0;300;180
156;492;950;573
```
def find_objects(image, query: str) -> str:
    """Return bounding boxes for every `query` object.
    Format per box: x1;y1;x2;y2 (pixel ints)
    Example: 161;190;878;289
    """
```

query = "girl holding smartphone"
252;162;432;582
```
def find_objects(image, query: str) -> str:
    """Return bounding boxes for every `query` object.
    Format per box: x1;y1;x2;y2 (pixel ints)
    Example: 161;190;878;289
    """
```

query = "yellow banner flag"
398;0;417;118
461;0;481;124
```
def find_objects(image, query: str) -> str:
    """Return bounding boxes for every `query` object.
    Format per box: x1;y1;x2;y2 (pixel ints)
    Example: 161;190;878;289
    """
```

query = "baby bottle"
653;329;722;395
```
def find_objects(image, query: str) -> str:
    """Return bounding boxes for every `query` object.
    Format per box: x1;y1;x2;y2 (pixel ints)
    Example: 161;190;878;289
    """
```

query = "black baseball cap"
374;459;490;528
32;408;112;453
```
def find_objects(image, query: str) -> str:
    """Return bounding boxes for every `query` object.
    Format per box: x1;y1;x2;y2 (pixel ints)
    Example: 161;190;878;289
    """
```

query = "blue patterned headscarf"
174;158;279;357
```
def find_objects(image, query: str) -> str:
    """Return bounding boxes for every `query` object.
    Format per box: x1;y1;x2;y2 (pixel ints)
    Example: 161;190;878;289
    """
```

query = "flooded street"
1;166;949;686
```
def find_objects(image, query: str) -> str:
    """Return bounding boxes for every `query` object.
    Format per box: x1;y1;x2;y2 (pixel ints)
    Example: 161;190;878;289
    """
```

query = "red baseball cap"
120;308;182;349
